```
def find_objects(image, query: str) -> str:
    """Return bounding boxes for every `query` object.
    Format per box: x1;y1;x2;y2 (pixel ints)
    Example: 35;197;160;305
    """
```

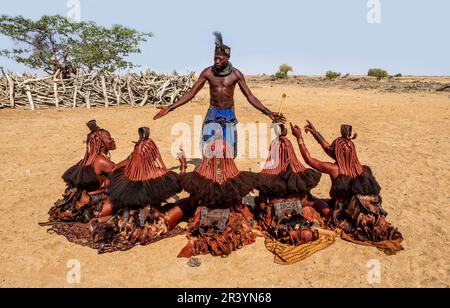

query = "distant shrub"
326;71;341;80
272;64;293;79
394;73;402;77
272;71;288;79
368;68;389;78
279;64;293;74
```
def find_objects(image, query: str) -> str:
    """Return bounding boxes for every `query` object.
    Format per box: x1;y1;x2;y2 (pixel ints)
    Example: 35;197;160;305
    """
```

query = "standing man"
153;32;285;157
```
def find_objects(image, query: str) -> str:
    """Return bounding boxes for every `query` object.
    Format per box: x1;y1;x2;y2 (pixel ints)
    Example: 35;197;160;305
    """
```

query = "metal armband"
315;132;325;143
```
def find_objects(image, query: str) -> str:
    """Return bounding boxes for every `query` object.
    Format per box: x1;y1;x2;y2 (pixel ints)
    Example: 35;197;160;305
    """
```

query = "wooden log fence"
0;69;195;110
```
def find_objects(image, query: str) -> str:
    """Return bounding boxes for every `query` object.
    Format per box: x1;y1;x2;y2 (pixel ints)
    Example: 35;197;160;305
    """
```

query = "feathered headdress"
213;31;231;57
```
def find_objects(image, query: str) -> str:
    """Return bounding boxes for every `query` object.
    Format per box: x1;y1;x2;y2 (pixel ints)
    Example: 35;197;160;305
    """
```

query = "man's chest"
208;74;238;88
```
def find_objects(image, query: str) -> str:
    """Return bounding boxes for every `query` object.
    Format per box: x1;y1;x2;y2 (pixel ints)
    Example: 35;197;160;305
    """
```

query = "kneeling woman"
255;124;323;246
48;120;116;223
290;122;403;254
91;127;188;248
177;139;258;258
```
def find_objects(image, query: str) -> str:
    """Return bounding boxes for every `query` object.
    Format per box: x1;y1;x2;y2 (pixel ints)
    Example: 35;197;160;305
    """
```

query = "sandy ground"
0;79;449;288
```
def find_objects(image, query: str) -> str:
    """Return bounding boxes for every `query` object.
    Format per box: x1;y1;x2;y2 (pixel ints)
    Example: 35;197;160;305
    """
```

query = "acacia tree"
273;64;293;79
0;15;152;74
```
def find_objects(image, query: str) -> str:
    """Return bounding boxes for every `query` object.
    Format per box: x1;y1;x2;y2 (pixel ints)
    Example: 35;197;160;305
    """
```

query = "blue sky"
0;0;449;75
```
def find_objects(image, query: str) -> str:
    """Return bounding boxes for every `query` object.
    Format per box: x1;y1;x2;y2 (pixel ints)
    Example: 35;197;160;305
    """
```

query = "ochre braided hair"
124;127;169;181
196;139;239;183
332;124;363;178
262;125;306;175
79;120;110;166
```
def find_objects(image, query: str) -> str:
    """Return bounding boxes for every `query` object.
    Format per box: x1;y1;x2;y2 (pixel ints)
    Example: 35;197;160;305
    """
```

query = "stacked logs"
0;69;195;110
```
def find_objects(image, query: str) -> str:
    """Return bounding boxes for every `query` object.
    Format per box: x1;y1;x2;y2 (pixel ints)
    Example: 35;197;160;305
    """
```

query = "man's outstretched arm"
153;69;208;120
235;69;285;122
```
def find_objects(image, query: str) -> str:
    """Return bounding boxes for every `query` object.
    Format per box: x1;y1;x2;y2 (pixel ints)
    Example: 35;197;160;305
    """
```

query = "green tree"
273;64;293;79
0;15;152;74
326;71;341;80
368;68;389;78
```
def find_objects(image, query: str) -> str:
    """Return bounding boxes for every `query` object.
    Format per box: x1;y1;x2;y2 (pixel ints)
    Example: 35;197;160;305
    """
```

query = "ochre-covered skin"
48;120;116;223
291;122;403;254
